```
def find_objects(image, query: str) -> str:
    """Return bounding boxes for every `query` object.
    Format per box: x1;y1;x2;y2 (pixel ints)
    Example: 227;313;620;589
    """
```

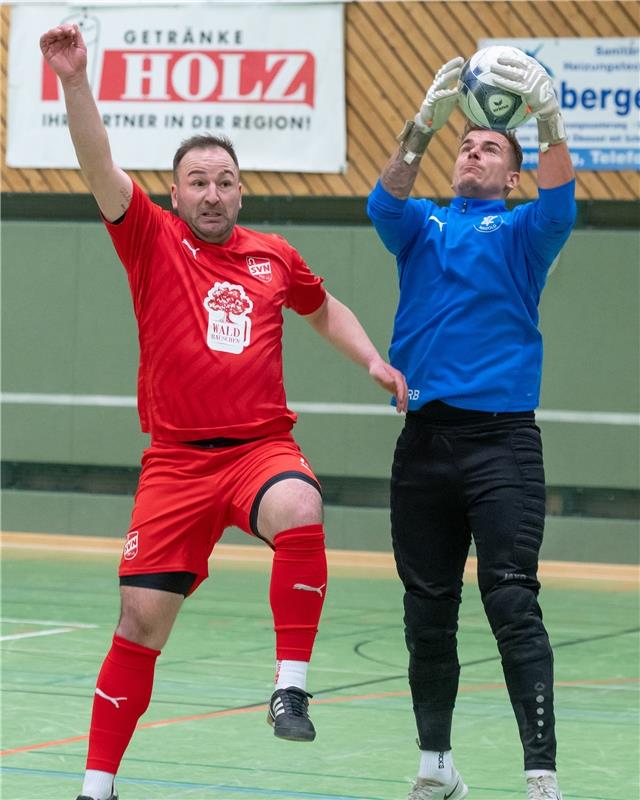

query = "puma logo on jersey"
182;238;200;259
293;582;325;596
95;688;128;708
428;215;446;232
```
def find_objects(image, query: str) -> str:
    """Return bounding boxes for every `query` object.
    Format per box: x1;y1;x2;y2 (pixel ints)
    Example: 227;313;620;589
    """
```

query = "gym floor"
1;533;638;800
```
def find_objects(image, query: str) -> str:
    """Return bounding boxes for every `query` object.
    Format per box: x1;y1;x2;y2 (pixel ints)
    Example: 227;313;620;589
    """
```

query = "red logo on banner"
42;50;315;106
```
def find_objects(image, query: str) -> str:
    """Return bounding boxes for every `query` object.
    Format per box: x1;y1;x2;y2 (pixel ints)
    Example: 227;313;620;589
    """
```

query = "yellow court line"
1;530;638;587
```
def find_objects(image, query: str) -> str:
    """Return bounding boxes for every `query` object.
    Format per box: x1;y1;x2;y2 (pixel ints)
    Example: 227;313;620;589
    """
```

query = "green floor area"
1;547;638;800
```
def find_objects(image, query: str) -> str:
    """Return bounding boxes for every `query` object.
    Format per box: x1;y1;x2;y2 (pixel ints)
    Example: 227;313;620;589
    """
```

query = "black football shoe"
267;686;316;741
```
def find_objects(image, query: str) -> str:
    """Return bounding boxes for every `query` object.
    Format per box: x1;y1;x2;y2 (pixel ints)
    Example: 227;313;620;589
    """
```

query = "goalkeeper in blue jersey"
367;54;575;800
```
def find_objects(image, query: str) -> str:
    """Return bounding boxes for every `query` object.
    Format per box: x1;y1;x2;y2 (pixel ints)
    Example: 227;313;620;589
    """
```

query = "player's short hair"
460;123;524;172
172;134;239;178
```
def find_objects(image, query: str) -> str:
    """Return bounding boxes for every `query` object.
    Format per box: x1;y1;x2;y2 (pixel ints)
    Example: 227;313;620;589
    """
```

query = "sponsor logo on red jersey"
203;281;254;354
123;530;139;560
246;256;272;283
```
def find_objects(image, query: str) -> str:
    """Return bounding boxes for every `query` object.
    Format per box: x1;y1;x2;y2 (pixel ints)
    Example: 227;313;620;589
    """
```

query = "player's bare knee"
115;612;166;649
117;586;182;649
257;478;323;541
278;493;323;529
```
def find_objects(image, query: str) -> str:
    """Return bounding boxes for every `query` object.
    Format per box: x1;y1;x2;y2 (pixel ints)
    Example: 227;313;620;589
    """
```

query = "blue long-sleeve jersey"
367;180;577;412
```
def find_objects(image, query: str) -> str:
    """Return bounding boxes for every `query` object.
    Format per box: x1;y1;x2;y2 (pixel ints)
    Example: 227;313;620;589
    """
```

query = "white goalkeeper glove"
397;56;464;164
416;56;465;132
490;53;566;152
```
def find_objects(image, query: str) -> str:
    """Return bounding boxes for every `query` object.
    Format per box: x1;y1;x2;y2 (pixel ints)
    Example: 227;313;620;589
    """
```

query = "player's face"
171;147;242;244
452;130;520;199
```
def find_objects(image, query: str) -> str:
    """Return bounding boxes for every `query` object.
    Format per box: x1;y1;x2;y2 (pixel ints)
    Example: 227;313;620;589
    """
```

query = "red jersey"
104;182;326;441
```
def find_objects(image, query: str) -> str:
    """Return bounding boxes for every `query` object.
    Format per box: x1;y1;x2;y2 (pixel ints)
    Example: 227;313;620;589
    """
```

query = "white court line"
1;618;97;628
1;393;638;425
1;628;77;642
1;542;121;554
559;683;639;691
0;541;280;563
0;618;98;642
0;393;136;408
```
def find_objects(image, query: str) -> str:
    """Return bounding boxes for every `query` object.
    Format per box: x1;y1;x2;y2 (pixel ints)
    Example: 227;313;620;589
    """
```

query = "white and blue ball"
458;45;533;131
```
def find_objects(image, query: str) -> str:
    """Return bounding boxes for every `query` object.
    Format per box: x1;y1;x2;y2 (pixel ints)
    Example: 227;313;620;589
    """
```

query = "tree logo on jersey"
246;256;273;283
203;281;254;354
473;214;504;233
123;530;139;561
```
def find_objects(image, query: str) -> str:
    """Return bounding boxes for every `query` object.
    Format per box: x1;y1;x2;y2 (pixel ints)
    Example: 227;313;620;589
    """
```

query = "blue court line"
0;767;625;800
32;749;404;786
0;766;389;800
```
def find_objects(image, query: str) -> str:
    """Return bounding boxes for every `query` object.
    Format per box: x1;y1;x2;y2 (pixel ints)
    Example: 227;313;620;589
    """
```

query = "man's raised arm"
40;24;132;221
380;57;463;200
304;293;408;413
490;53;574;189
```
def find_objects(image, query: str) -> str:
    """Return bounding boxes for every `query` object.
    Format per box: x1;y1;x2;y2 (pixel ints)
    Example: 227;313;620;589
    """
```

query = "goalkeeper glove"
490;53;566;152
397;56;464;164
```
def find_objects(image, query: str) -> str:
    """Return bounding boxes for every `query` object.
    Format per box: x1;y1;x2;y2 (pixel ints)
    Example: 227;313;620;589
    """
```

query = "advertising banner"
7;3;346;172
481;38;639;171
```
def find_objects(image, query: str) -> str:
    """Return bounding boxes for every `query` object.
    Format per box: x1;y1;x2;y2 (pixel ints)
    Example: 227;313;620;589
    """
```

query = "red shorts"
119;433;320;593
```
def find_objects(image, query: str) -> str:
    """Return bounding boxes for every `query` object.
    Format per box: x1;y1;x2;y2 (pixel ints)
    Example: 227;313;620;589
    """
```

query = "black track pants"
390;404;557;770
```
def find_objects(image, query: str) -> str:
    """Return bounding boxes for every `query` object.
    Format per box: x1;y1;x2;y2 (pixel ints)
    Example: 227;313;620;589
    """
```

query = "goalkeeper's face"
452;129;520;199
171;146;243;244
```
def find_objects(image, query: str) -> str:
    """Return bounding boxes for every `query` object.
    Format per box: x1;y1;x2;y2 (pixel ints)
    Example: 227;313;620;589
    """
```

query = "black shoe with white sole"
75;787;118;800
267;686;316;741
75;794;118;800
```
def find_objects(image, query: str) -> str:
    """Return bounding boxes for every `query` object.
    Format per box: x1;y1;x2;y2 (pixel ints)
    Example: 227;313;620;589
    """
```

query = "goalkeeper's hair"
460;123;524;172
173;134;239;178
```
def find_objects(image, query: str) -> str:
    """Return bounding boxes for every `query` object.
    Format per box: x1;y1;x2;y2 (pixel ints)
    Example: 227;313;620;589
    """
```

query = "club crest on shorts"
123;530;139;561
203;281;254;354
246;256;272;283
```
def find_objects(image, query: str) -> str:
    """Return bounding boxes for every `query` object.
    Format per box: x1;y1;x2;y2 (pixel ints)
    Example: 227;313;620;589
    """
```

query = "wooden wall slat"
349;5;424;115
347;72;420;187
240;172;272;195
529;1;579;36
383;2;463;75
342;134;383;196
570;0;623;35
508;1;561;38
1;1;638;201
614;0;640;29
561;1;608;37
348;6;465;199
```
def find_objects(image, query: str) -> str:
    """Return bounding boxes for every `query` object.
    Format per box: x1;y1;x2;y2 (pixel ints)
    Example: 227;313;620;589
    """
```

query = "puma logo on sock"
293;582;325;597
95;687;128;708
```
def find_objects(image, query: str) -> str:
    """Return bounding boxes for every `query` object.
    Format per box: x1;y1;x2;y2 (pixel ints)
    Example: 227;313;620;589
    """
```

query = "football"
458;45;534;131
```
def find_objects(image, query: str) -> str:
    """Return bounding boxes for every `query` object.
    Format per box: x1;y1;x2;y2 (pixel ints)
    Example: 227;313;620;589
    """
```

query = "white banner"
7;3;346;172
481;38;640;171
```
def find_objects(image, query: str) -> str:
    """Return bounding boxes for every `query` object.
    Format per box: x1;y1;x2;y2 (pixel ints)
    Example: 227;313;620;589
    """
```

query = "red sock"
86;635;160;773
270;524;327;661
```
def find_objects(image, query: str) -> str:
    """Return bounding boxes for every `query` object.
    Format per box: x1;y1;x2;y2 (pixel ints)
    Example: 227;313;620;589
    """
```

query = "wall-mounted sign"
481;37;639;171
8;3;346;172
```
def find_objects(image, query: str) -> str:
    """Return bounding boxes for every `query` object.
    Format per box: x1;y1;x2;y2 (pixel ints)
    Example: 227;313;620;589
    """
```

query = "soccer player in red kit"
40;23;408;800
